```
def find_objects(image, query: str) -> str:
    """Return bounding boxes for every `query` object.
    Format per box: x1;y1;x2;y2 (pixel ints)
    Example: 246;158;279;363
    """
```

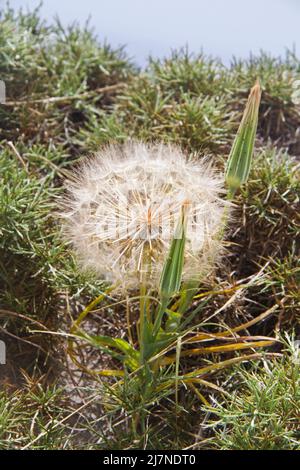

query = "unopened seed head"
60;141;230;290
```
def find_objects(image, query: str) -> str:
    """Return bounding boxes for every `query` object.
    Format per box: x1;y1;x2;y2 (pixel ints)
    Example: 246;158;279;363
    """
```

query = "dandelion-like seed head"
61;142;229;290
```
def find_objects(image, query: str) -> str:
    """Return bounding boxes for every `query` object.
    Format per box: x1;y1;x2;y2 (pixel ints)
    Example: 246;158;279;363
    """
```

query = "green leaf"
159;204;188;300
78;332;140;370
152;204;189;337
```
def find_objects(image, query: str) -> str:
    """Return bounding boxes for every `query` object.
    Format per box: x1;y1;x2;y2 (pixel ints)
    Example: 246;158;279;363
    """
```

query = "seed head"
61;141;229;290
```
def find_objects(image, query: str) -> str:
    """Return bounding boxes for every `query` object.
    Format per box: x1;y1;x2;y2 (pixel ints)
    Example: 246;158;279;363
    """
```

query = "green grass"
0;5;299;450
0;143;104;329
206;337;300;450
0;383;70;450
0;6;135;152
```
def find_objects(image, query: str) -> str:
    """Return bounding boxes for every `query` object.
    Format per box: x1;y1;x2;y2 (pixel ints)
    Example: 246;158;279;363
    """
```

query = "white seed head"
60;141;229;290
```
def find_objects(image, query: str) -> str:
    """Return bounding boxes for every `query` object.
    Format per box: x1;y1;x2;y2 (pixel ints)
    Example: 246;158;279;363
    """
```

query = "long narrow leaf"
160;339;275;365
225;79;261;196
159;203;188;300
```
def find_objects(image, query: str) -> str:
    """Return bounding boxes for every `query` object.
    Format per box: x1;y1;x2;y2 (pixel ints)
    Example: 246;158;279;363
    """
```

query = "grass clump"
0;142;104;333
229;147;300;276
0;382;70;450
207;337;300;450
78;50;300;157
84;54;234;154
0;6;134;150
0;144;60;321
230;53;300;149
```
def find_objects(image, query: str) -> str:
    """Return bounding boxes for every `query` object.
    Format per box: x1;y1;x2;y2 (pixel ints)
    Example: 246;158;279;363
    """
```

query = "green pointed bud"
159;202;189;300
226;79;262;197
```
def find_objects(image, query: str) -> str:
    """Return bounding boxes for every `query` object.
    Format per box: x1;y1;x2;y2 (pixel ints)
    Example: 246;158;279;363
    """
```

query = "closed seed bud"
225;79;261;196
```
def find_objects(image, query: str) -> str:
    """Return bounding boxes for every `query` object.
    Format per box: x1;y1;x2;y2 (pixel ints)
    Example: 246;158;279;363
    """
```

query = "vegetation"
0;6;299;450
206;337;300;450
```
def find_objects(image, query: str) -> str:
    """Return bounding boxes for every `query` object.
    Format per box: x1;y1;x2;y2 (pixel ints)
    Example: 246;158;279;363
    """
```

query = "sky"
6;0;300;67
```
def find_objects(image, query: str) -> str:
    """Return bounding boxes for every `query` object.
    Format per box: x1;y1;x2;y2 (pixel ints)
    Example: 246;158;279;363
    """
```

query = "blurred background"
6;0;300;66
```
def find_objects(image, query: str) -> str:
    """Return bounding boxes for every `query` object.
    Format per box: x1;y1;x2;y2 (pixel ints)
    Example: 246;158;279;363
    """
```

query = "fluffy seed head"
61;142;229;290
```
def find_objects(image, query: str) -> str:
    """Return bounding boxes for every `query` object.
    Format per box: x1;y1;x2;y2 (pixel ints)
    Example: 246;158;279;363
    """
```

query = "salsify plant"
61;80;277;429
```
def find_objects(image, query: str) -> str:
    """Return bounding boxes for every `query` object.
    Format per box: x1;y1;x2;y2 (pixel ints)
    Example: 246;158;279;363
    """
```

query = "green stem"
153;295;169;337
139;275;147;365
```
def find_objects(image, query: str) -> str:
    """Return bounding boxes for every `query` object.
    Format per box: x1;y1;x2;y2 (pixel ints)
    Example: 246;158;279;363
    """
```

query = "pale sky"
6;0;300;66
